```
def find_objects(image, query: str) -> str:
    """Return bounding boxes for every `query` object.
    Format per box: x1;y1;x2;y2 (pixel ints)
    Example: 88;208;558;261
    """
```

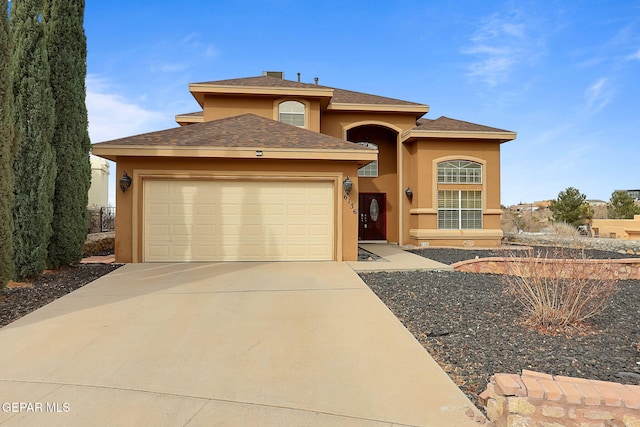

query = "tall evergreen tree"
0;0;17;287
11;0;57;279
608;190;640;219
45;0;90;268
548;187;587;227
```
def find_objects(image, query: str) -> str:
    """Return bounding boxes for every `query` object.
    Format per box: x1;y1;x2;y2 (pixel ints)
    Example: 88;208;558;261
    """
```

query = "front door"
359;193;386;241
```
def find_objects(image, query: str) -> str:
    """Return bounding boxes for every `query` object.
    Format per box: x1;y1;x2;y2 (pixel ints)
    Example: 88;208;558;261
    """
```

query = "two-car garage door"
143;180;334;262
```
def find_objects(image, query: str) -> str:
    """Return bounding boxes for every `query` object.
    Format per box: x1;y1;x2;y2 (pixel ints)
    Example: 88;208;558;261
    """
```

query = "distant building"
88;155;110;208
591;215;640;240
622;190;640;201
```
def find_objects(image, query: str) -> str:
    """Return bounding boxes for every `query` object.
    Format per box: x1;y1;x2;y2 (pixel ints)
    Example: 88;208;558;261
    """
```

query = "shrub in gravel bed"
501;247;618;330
360;269;640;410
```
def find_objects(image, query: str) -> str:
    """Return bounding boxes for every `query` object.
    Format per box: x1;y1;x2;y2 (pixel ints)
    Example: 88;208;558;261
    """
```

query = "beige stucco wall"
203;95;322;132
591;215;640;240
404;139;503;247
113;157;360;263
88;155;110;207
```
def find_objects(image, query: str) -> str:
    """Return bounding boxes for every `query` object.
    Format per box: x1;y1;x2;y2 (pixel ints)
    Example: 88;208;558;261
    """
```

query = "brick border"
480;370;640;426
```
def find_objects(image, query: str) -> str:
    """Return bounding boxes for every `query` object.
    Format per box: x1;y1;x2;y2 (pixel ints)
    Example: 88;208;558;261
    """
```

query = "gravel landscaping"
0;264;122;328
360;247;640;409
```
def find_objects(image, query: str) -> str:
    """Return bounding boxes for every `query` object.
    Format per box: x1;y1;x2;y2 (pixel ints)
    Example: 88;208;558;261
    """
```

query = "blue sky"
83;0;640;206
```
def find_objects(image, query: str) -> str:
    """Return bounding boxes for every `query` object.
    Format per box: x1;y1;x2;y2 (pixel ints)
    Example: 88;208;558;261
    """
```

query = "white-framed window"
437;160;482;184
278;100;305;127
357;142;378;177
437;190;482;229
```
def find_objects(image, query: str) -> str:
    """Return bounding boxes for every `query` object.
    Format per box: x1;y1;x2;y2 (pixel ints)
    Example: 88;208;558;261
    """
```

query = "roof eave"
326;103;429;115
175;114;204;126
189;83;335;107
401;129;517;143
92;145;378;163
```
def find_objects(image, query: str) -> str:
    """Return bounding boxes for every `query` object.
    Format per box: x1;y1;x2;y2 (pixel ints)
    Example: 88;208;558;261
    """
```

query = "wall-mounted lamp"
119;171;132;193
405;186;413;201
343;176;353;196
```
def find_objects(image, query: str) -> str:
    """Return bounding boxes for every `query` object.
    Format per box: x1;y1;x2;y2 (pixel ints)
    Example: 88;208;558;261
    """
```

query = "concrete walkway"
349;243;453;272
0;262;481;426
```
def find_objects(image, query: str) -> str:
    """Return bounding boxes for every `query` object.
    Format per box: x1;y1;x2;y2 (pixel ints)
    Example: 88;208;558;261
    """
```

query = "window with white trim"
436;159;483;229
357;142;378;177
437;190;483;229
278;100;305;127
437;160;482;183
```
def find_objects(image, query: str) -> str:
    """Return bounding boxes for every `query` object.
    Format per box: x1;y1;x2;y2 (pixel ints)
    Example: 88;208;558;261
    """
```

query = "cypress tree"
0;0;17;287
11;0;57;279
45;0;90;268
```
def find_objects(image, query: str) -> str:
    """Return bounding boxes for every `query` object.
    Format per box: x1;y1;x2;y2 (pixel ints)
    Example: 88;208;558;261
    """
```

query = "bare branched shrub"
501;247;618;330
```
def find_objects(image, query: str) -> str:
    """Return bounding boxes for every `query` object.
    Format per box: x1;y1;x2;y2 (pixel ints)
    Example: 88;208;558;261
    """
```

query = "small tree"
548;187;586;227
608;190;640;219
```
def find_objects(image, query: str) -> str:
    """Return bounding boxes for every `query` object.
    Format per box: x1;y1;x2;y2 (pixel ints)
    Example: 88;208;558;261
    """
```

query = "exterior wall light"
343;176;353;196
405;186;413;201
119;171;132;193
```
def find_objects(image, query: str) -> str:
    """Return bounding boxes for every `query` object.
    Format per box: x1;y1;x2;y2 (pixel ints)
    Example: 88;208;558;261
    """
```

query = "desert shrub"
548;222;580;238
501;247;617;330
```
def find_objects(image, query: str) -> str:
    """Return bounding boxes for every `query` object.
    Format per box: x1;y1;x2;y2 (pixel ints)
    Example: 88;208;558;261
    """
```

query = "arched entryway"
346;124;399;242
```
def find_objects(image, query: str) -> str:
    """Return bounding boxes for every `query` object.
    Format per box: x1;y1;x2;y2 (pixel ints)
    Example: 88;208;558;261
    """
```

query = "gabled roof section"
403;116;516;143
92;113;377;163
188;75;429;115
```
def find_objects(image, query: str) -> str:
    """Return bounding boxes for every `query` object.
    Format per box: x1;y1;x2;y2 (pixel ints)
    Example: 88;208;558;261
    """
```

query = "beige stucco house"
591;215;640;240
92;73;516;263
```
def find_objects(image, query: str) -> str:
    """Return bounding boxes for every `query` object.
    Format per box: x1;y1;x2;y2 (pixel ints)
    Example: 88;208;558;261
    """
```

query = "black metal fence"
88;206;115;233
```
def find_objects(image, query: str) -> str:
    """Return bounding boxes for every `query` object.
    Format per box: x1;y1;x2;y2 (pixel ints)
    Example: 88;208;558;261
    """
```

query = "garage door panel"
144;180;334;262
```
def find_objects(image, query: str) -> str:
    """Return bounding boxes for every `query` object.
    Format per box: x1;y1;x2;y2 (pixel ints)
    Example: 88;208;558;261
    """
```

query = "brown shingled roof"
331;87;422;106
193;75;323;90
93;113;373;151
195;75;423;107
415;116;512;133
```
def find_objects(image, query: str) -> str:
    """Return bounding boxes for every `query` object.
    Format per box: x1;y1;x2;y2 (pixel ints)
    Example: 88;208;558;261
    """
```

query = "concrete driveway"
0;262;482;426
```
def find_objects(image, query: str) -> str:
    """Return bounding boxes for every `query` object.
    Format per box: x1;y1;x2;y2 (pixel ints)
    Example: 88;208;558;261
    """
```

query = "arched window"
437;160;482;184
278;101;305;127
437;160;482;229
357;142;378;177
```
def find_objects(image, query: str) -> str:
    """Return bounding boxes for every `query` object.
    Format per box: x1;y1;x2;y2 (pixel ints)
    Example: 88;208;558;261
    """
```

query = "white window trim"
357;142;378;177
437;190;483;229
278;100;306;128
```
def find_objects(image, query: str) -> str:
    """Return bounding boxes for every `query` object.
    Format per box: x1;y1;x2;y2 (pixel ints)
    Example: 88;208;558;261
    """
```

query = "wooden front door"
358;193;386;241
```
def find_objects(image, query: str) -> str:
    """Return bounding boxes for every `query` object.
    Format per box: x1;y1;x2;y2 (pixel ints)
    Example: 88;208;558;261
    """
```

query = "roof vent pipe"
314;77;318;85
297;72;301;83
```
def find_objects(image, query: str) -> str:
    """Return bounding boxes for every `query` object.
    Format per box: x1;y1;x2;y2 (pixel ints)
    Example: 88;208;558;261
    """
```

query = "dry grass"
501;247;618;331
548;222;580;238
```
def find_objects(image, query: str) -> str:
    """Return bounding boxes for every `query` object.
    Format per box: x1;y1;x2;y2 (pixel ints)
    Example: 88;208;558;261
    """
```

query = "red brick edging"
453;257;640;280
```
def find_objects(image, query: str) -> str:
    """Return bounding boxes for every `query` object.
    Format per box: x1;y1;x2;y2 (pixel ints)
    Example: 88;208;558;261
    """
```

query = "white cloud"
86;75;175;206
462;9;546;87
86;75;170;143
627;48;640;61
585;78;613;113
